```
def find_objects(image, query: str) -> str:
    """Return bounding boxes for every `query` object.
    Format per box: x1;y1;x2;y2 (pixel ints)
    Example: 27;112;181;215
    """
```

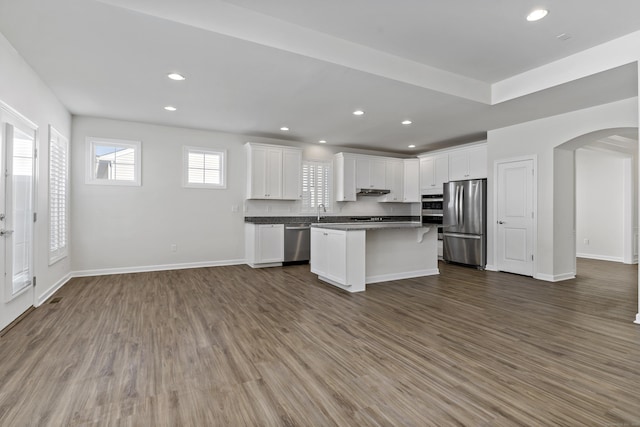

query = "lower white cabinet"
310;228;365;291
245;223;284;268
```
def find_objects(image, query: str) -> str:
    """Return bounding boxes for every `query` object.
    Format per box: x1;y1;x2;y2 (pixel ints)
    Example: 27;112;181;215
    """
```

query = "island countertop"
311;221;427;231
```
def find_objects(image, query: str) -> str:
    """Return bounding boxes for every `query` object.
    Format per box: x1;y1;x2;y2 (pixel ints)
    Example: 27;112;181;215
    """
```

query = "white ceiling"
0;0;638;154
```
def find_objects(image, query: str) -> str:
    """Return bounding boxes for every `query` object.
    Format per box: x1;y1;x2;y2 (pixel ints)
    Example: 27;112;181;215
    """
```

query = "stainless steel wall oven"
421;194;444;240
421;194;443;225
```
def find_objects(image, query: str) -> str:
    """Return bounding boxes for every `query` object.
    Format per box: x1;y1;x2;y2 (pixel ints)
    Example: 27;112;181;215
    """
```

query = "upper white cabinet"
448;144;487;181
355;157;386;189
335;153;421;203
419;142;487;194
381;159;403;202
245;143;302;200
420;154;449;194
335;153;357;202
282;148;303;199
402;159;420;203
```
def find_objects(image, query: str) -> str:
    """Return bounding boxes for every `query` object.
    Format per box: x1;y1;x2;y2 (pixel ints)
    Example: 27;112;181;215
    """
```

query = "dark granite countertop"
311;222;426;231
244;215;419;224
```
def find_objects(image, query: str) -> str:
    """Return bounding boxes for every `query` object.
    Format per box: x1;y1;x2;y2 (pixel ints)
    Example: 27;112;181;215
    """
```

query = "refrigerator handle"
458;185;464;225
454;186;458;224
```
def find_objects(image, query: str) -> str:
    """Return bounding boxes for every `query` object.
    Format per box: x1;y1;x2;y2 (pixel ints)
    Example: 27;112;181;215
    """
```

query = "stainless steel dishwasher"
283;223;310;264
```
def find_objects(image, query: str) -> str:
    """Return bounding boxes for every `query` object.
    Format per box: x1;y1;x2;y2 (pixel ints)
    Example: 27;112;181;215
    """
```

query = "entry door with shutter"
0;114;36;331
496;159;535;276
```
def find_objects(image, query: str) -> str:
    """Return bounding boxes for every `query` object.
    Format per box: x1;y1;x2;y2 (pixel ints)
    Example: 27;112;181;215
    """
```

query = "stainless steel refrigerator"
442;179;487;268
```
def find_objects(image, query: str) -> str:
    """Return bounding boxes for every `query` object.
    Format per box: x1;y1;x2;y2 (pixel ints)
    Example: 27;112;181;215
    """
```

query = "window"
302;161;332;212
183;146;226;189
49;126;68;264
86;137;141;185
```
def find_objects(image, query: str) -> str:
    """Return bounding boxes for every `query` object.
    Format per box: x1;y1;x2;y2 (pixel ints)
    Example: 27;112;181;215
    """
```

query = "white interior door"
496;159;535;276
0;119;36;331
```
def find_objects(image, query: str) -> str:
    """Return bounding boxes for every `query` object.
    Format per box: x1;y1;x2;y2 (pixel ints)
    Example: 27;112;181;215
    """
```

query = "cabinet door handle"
498;221;505;224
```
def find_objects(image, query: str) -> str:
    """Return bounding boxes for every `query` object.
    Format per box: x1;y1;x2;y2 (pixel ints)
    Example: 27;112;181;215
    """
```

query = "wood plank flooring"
1;259;639;426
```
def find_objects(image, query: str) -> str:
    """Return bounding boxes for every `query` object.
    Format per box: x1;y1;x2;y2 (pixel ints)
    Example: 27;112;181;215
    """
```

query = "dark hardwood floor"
1;259;639;426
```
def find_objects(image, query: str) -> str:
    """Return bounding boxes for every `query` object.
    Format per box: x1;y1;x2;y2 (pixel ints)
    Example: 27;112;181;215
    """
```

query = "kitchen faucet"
317;203;326;222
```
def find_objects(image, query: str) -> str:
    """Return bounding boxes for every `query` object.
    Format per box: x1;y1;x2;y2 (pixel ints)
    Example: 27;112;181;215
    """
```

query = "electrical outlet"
170;244;177;252
231;205;239;213
583;239;589;245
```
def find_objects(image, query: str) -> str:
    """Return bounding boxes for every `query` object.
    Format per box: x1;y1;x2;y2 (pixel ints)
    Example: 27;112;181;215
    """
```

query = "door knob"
497;221;505;224
0;229;14;236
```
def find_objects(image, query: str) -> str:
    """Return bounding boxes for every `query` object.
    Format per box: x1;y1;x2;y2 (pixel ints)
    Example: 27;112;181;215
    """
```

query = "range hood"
356;188;391;196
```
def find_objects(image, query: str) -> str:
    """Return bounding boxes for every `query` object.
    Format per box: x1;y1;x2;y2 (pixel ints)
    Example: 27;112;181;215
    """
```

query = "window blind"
49;127;68;263
302;161;332;212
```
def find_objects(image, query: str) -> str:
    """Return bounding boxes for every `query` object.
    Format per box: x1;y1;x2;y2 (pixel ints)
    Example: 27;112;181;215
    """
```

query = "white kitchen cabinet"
282;148;302;200
311;228;345;282
334;153;357;201
336;152;419;203
402;159;420;202
310;227;365;290
355;156;386;189
448;144;487;181
420;154;449;194
381;159;403;202
245;223;284;267
245;143;302;200
310;228;328;274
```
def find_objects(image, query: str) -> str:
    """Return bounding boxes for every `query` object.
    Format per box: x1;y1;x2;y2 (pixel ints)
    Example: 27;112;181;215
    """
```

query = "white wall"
575;148;626;261
71;116;417;274
0;32;71;314
487;98;638;280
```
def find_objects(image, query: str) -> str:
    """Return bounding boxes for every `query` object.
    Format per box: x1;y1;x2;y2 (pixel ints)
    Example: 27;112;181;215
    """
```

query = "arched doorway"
554;127;638;273
554;127;639;324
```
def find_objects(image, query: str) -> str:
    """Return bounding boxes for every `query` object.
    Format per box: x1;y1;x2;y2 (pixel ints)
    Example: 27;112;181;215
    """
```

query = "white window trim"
86;137;141;186
48;125;69;265
182;146;227;189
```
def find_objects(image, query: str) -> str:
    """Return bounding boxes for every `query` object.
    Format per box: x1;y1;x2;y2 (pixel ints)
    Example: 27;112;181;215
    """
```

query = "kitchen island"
310;222;438;292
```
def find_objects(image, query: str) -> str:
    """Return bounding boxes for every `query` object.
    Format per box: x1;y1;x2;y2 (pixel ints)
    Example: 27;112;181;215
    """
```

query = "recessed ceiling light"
319;140;327;144
526;9;548;22
408;144;416;148
402;120;412;125
164;106;177;111
280;126;290;131
167;73;185;81
353;110;365;116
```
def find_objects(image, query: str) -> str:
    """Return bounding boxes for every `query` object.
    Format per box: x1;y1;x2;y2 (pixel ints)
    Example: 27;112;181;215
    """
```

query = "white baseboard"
485;264;498;272
246;262;283;269
635;313;640;325
576;253;624;263
72;259;246;278
36;273;72;307
366;268;439;284
535;272;576;282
